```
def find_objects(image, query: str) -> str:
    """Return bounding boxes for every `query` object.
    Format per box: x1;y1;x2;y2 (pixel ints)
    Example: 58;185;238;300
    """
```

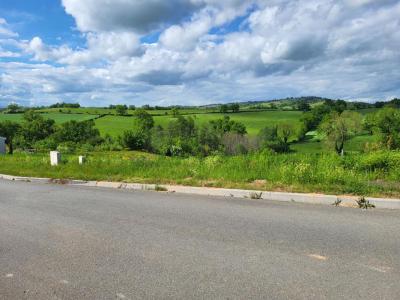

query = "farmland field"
1;108;378;154
0;113;98;124
37;107;219;116
95;110;303;137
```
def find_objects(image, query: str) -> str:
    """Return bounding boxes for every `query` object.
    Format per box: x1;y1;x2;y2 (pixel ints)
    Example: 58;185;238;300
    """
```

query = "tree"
6;103;20;114
301;104;332;132
277;124;293;145
210;116;247;136
0;121;20;154
53;120;101;145
373;108;400;149
319;111;362;155
220;104;229;113
334;100;348;113
134;109;154;131
116;105;128;116
363;113;376;135
17;110;55;148
119;129;150;151
230;103;240;113
171;107;180;117
167;116;196;139
197;124;221;156
297;100;311;112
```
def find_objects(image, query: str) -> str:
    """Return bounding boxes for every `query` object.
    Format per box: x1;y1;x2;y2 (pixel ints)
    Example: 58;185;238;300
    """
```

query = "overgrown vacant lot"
96;110;303;137
1;151;400;198
0;113;98;124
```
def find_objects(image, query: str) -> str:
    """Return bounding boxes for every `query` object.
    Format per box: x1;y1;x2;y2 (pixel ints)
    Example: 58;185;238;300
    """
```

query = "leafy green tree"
301;104;332;131
258;126;278;143
277;124;293;145
171;107;180;117
119;129;150;151
6;103;21;114
297;100;311;112
387;98;400;108
210;116;247;136
116;105;128;116
0;121;20;153
372;108;400;149
17;111;55;148
319;111;362;155
230;103;240;113
167;116;196;139
53;120;101;145
197;123;221;156
363;113;377;135
257;125;291;153
134;109;154;131
334;100;348;113
220;104;229;113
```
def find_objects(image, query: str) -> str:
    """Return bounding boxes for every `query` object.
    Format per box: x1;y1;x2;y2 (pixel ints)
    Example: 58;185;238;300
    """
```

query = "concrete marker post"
79;156;86;165
0;137;6;155
50;151;61;166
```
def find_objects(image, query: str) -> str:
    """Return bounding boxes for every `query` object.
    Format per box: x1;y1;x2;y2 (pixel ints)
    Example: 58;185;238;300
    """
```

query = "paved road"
1;180;399;299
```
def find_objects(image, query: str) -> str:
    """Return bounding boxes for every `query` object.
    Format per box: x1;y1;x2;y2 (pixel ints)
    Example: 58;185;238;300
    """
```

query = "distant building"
0;137;6;154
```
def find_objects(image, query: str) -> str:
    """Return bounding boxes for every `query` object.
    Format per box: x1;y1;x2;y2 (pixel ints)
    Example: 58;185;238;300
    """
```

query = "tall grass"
1;150;400;197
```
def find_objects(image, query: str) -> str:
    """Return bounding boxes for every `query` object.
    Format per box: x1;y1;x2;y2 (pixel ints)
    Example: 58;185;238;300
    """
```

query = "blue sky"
0;0;399;107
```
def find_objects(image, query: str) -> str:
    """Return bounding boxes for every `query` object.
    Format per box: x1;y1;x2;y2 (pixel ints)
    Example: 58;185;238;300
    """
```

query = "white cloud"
1;0;400;106
0;18;18;38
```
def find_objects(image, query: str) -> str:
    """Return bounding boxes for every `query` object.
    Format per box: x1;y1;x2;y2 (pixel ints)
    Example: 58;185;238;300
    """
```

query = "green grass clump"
1;150;400;198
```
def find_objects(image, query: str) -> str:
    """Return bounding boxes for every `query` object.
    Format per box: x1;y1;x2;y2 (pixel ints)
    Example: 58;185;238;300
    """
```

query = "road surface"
1;179;399;299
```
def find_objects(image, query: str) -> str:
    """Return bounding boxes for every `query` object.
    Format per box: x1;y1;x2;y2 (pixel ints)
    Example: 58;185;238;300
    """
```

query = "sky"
0;0;399;107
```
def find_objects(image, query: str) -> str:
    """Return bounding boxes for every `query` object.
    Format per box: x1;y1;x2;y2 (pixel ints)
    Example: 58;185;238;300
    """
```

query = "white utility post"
79;156;85;165
50;151;61;166
0;137;6;155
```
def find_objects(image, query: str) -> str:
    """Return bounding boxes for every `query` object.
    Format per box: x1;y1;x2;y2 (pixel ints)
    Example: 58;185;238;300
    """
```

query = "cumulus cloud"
62;0;203;33
1;0;400;106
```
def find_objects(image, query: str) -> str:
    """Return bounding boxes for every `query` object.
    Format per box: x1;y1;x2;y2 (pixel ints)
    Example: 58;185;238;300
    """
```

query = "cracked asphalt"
1;179;399;299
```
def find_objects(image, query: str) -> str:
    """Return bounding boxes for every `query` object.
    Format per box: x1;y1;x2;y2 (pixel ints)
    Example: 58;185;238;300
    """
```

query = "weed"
332;199;342;207
356;196;376;209
250;192;263;199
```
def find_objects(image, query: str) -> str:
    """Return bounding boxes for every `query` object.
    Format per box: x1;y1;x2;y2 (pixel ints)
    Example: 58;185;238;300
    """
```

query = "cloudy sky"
0;0;399;107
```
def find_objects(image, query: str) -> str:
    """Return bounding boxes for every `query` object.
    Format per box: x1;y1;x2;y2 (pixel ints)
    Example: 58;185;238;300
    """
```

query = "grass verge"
1;151;400;198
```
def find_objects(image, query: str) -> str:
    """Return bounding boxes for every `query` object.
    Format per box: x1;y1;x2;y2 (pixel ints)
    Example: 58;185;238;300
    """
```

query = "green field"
96;110;303;137
1;109;378;153
0;113;98;124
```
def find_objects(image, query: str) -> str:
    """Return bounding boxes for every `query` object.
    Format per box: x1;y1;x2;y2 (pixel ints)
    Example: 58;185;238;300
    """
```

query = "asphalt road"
1;180;399;299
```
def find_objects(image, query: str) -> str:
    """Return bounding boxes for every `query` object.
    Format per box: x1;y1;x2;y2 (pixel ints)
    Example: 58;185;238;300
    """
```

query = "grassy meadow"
0;113;98;124
96;110;303;137
1;150;400;198
1;108;378;153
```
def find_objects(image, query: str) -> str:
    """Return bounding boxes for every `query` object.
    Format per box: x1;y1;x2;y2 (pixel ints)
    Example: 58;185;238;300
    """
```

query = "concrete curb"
1;173;400;210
